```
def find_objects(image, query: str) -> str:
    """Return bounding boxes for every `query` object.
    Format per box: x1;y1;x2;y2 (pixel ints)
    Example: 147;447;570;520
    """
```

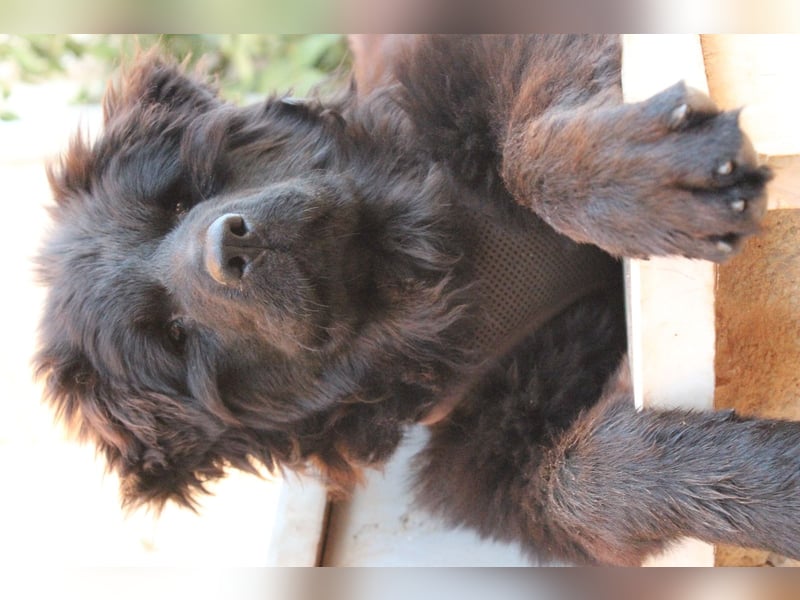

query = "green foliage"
0;34;350;120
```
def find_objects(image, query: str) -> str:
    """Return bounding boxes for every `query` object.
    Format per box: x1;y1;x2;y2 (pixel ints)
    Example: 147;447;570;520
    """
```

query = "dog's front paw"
505;81;772;261
602;82;772;261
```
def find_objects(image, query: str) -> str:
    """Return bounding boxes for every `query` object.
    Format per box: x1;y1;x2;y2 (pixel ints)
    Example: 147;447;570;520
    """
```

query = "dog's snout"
204;213;261;285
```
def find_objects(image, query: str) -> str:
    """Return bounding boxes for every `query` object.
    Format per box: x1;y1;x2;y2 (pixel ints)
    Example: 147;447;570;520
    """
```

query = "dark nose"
204;213;262;285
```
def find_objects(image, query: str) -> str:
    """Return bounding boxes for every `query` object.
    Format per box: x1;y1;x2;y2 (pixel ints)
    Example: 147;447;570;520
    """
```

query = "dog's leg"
502;82;772;261
415;301;800;565
537;366;800;565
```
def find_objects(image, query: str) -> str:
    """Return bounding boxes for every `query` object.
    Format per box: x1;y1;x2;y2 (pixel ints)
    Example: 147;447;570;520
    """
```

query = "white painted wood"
622;34;716;567
266;475;329;566
628;257;717;413
322;427;536;566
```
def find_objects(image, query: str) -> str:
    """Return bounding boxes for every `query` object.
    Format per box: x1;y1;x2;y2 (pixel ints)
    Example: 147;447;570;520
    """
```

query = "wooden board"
622;34;717;567
266;476;330;566
702;35;800;158
702;35;800;210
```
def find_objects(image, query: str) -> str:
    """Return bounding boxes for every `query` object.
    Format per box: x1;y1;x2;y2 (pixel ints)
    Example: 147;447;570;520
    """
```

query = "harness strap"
421;203;619;425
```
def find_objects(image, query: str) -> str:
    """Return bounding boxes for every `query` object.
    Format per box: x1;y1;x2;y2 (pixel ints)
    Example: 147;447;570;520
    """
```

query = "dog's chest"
422;201;618;424
468;203;617;359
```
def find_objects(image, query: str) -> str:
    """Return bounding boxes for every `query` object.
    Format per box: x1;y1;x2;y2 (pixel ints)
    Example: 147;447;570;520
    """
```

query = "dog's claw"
717;160;734;176
730;199;746;213
716;240;734;253
669;103;689;129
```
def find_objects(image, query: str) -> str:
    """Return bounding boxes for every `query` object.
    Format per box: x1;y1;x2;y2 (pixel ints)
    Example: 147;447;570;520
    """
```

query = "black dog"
36;35;797;565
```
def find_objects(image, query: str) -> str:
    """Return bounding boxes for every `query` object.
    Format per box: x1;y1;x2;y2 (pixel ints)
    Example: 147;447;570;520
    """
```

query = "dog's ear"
102;49;220;123
47;51;222;208
33;343;229;511
34;344;137;469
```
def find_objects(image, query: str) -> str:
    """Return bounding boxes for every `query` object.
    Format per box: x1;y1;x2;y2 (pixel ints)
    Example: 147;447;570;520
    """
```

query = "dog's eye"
166;319;187;350
161;194;192;217
155;178;195;218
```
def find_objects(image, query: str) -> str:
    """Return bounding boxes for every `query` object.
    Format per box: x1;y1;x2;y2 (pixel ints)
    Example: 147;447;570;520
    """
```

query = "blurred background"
0;34;349;118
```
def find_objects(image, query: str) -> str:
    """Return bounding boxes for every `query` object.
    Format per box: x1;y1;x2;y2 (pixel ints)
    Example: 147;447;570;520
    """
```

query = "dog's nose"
204;213;261;285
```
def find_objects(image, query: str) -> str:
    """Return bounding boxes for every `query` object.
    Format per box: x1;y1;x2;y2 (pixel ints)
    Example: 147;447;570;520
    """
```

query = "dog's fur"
36;35;800;565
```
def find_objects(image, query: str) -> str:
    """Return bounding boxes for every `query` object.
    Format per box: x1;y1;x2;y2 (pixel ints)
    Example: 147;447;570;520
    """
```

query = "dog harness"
421;199;620;425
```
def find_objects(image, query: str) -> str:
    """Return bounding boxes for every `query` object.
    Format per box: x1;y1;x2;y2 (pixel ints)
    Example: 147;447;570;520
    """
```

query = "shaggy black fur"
36;35;799;565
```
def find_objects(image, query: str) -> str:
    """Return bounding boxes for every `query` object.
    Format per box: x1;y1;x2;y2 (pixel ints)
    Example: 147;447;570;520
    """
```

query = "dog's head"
34;52;470;509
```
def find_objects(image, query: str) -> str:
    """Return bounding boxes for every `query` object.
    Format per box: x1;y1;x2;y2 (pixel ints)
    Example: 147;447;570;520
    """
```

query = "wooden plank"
265;475;329;566
702;35;800;158
321;427;533;566
704;34;800;567
621;34;716;567
702;35;800;211
764;155;800;209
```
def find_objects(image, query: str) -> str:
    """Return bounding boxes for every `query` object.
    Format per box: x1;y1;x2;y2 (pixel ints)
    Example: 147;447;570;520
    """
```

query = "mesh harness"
420;199;619;425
